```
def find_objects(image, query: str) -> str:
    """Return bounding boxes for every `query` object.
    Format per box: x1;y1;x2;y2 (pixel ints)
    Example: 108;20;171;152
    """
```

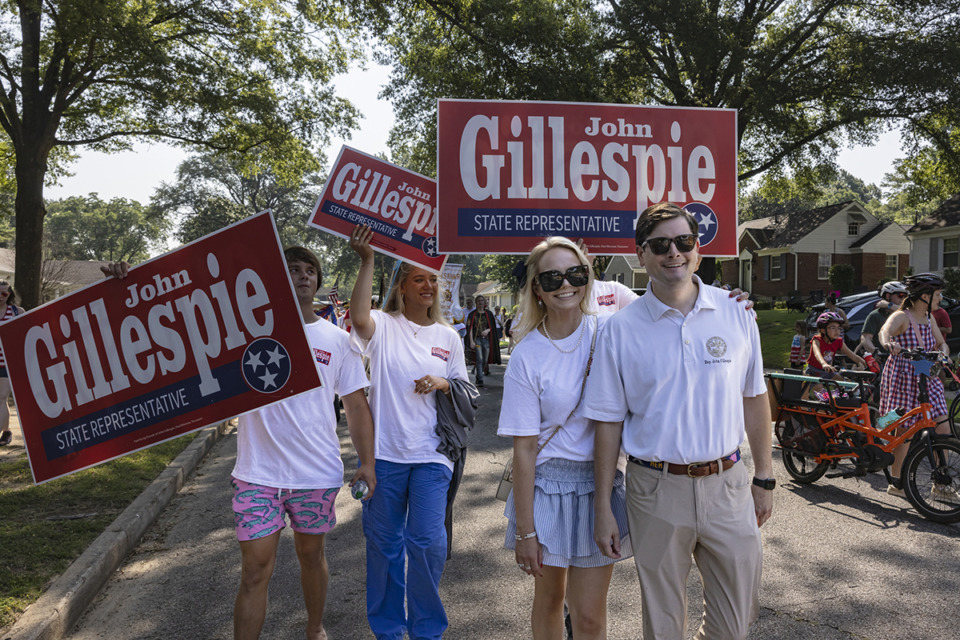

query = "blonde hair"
382;262;448;325
512;237;594;343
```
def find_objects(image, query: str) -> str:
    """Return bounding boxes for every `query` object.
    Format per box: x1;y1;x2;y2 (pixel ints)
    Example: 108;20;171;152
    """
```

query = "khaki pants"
625;460;762;640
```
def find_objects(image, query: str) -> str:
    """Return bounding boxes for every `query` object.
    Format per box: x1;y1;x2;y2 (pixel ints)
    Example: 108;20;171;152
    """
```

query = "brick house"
905;193;960;273
718;201;910;298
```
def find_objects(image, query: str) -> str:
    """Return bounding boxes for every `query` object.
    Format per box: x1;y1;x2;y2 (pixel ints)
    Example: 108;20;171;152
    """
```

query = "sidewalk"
4;408;229;640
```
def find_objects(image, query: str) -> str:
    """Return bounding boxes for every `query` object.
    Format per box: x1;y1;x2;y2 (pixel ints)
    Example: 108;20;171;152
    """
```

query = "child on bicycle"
806;311;866;400
790;320;808;369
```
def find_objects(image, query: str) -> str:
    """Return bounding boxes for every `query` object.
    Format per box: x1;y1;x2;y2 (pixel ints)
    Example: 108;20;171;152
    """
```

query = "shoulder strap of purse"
537;315;599;454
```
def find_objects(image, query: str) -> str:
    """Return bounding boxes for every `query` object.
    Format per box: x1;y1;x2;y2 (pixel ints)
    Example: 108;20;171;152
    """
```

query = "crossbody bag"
495;315;598;501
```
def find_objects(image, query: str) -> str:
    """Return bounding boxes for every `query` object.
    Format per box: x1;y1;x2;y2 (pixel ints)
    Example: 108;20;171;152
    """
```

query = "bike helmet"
904;272;944;297
816;310;844;328
879;280;907;297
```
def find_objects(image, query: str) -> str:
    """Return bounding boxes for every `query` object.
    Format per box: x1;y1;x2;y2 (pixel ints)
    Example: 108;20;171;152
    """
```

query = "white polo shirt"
583;276;765;464
587;280;638;316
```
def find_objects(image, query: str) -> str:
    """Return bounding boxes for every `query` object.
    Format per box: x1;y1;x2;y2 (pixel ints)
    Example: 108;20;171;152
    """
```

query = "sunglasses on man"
642;233;698;255
537;265;590;292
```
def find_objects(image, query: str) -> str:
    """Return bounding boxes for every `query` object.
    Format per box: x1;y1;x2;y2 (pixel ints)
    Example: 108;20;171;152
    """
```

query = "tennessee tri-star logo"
423;236;440;257
242;338;292;393
683;202;719;248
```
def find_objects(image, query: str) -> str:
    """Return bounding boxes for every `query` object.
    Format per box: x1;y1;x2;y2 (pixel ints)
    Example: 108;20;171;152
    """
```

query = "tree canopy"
0;0;363;307
45;194;169;262
362;0;960;188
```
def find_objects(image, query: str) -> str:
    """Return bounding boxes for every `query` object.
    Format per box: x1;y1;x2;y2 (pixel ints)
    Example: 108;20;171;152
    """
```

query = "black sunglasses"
642;233;698;255
537;265;589;292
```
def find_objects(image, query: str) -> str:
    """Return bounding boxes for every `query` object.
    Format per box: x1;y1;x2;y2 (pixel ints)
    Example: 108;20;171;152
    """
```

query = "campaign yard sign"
437;99;738;256
0;211;321;484
309;146;448;273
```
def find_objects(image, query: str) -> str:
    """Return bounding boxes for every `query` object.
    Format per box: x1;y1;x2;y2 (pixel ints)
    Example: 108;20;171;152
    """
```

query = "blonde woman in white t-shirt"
498;237;631;640
349;225;470;640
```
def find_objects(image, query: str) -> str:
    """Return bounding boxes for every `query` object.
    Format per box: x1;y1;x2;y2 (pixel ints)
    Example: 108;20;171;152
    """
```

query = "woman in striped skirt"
497;237;630;640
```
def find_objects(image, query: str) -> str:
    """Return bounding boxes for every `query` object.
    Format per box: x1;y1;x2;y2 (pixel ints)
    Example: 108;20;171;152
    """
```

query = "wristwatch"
752;477;776;490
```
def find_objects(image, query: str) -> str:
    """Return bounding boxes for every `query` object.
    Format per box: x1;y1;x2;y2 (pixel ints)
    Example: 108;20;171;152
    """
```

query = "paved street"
66;362;960;639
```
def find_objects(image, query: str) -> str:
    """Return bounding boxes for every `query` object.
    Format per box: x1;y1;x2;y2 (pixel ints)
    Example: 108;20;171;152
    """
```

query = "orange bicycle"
768;349;960;523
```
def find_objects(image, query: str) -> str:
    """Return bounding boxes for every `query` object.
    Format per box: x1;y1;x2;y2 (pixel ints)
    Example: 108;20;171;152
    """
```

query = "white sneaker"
887;484;905;498
931;484;960;502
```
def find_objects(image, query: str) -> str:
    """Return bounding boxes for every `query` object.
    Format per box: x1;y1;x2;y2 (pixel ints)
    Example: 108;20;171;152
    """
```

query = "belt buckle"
686;463;701;478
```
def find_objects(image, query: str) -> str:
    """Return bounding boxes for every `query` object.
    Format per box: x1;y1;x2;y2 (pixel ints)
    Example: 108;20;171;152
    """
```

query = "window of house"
770;255;781;280
885;254;898;280
944;238;959;269
614;272;624;284
818;253;831;280
848;223;859;236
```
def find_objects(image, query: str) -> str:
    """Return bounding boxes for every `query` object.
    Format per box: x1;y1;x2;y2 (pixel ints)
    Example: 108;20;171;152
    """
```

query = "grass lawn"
756;308;806;370
0;433;196;630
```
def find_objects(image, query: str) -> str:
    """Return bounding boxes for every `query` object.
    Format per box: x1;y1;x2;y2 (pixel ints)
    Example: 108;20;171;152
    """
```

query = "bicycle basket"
776;411;827;454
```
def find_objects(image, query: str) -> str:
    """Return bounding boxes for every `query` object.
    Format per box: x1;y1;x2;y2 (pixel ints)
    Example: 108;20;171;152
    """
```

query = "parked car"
806;291;960;354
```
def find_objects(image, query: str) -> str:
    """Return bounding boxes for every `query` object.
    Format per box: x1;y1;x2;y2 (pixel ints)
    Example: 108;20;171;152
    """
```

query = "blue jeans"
363;460;453;640
473;337;488;384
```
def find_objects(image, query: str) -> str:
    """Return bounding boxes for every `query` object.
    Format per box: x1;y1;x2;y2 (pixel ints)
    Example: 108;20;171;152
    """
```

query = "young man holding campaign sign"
103;249;377;640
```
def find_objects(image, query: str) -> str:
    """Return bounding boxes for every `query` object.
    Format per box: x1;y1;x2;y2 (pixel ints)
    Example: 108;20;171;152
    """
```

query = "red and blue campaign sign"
0;211;321;484
437;99;738;256
309;146;447;272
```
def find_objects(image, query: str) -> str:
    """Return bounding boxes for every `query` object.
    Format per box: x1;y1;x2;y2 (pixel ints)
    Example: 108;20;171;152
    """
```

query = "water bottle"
864;353;880;373
876;409;903;428
351;480;369;500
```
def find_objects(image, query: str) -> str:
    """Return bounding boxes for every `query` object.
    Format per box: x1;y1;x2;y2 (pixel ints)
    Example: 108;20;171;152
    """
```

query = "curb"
5;422;229;640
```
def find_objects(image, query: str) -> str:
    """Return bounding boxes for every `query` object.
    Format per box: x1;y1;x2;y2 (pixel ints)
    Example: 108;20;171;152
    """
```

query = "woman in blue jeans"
350;225;469;639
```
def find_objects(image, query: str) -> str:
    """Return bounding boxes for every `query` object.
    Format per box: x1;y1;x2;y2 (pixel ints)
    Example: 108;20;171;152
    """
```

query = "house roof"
738;201;857;248
612;253;642;271
48;259;113;287
0;248;114;289
908;193;960;233
474;280;498;297
849;222;888;248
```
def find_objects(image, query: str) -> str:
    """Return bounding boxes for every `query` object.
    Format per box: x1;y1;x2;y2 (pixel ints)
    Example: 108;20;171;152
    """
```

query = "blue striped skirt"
504;458;632;568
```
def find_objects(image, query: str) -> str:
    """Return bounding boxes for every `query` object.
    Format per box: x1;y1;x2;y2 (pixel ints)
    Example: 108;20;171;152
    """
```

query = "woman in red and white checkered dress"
878;272;950;497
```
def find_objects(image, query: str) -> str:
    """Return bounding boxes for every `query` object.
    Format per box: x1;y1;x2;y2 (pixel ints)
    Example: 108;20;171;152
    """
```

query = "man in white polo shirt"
587;203;774;640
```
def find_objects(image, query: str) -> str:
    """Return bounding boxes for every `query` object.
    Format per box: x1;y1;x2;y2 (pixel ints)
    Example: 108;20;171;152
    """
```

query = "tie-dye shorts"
231;477;339;541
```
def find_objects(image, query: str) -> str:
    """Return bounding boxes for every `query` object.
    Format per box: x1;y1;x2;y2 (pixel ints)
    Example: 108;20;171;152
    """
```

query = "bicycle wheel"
902;436;960;523
776;413;829;483
949;394;960;439
781;449;829;483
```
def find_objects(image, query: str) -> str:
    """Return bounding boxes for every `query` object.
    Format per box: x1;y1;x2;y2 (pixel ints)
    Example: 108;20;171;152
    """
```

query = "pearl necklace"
541;316;586;353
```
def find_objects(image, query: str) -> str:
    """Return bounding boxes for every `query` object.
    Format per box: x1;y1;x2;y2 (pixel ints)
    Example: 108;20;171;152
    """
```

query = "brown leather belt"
628;449;740;477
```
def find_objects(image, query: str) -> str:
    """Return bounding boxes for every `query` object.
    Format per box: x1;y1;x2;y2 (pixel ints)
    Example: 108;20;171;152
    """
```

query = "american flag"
328;276;341;309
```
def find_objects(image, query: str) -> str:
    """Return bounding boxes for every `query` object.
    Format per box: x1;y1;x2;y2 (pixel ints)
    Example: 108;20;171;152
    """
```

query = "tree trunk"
14;149;48;310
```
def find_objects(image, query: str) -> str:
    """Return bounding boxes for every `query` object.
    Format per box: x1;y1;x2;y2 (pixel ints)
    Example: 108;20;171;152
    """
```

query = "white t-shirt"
583;277;766;464
232;319;369;489
588;280;638;316
498;315;604;464
351;310;468;471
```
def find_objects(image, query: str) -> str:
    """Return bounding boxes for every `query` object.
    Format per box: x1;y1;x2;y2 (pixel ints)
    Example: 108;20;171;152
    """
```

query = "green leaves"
45;194;170;262
369;0;960;189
